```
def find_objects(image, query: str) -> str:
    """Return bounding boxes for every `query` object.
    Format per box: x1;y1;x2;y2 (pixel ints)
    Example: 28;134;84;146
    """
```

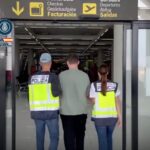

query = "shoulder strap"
106;81;118;92
112;82;118;92
93;81;97;91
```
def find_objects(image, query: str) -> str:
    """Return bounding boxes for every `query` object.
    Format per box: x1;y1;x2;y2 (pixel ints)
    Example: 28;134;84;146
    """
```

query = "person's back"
59;54;90;150
59;69;89;115
28;53;61;150
89;64;122;150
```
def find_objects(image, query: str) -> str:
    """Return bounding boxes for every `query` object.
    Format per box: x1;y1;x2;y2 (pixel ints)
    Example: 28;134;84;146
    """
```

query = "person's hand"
91;99;95;104
88;98;95;104
117;117;122;128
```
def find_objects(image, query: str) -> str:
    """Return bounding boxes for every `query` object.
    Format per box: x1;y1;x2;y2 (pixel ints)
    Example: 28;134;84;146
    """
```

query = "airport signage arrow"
12;1;24;16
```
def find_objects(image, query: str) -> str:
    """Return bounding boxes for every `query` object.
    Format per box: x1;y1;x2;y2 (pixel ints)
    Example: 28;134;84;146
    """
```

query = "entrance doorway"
4;21;132;150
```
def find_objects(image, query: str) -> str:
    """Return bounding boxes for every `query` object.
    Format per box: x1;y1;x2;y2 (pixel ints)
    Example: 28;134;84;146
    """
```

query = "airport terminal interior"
1;1;150;150
5;21;124;150
4;21;150;150
14;21;113;79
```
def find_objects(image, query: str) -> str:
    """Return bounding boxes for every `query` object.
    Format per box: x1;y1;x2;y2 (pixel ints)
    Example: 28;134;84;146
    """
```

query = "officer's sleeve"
28;76;31;84
51;74;62;97
116;88;120;97
27;76;32;102
89;83;96;98
115;84;120;97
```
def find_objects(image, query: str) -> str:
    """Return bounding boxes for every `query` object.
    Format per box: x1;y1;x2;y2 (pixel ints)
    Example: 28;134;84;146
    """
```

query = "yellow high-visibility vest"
29;83;59;111
92;82;117;118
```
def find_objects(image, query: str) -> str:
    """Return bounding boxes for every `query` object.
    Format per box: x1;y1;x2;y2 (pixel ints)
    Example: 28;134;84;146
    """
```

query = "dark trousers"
60;114;87;150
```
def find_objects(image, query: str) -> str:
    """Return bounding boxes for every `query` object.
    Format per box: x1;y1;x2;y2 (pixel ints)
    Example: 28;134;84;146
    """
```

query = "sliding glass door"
137;23;150;150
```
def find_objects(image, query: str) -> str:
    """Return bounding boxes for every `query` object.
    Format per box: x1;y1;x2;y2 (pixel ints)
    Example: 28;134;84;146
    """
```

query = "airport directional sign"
12;1;25;16
0;0;137;20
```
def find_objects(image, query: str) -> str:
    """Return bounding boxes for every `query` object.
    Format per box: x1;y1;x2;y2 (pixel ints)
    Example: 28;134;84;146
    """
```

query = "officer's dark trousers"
60;114;87;150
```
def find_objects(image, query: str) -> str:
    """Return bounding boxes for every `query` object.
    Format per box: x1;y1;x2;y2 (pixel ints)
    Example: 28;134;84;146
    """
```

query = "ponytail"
101;74;107;96
98;64;109;96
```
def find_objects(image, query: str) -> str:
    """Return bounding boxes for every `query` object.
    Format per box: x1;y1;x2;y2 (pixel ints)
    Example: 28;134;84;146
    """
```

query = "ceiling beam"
24;27;49;52
19;40;113;45
14;21;111;28
82;28;109;54
16;35;99;40
19;45;111;50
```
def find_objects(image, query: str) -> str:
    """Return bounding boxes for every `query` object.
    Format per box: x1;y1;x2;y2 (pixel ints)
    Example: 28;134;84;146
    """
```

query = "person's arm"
115;95;122;128
51;74;62;97
85;75;91;99
89;97;95;104
27;76;32;102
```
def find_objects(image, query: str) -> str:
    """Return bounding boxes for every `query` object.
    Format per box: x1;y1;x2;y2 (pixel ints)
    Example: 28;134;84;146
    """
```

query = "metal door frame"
131;21;150;150
0;47;6;150
9;20;132;150
122;23;131;150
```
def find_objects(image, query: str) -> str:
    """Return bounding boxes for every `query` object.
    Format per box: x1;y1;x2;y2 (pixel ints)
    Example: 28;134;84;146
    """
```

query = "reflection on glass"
138;29;150;150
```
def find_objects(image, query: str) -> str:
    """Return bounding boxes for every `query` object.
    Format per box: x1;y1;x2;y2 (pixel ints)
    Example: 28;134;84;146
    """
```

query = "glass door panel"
138;28;150;150
125;28;132;150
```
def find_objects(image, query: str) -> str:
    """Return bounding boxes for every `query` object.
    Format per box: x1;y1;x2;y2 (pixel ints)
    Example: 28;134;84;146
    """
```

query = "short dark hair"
67;54;79;64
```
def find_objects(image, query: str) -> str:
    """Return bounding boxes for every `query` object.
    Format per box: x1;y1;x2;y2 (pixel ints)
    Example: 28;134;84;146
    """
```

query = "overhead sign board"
0;0;137;20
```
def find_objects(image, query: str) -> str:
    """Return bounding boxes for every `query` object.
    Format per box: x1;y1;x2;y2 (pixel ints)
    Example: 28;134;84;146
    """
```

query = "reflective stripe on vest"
29;83;59;111
92;91;117;118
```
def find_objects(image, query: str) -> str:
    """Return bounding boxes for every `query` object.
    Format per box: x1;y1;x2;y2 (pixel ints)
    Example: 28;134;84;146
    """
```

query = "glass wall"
138;0;150;20
138;29;150;150
113;24;132;150
126;29;132;150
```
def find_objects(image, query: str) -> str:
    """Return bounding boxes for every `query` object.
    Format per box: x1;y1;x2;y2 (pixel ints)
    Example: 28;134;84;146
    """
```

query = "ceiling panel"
15;21;113;60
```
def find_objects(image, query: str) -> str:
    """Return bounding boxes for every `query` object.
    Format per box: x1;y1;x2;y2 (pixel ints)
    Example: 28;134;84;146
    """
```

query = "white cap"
40;53;52;63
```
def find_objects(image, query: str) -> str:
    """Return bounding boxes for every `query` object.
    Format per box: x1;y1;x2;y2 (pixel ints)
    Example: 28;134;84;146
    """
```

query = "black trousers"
60;114;87;150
